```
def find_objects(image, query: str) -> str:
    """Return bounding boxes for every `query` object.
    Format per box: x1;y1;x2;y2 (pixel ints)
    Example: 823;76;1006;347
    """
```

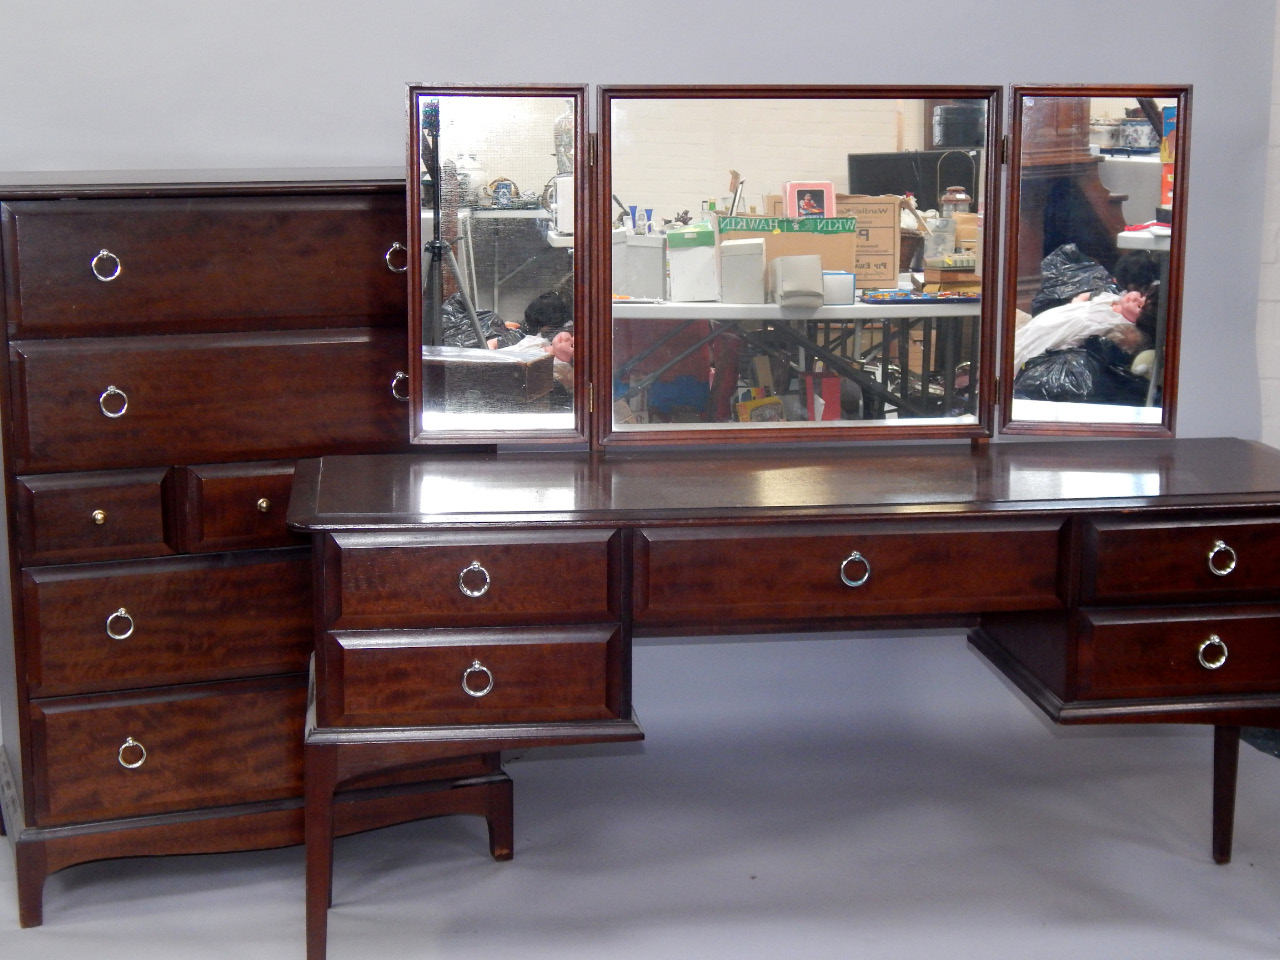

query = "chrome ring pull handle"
461;660;495;698
458;560;491;598
117;737;147;769
91;248;122;282
385;241;409;273
1198;635;1229;670
105;607;135;640
99;385;128;418
839;550;871;588
391;371;410;402
1207;540;1237;577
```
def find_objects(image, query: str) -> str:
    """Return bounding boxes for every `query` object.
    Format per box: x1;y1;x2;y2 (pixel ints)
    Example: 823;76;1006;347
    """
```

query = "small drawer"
1079;605;1280;699
1083;516;1280;604
10;328;409;473
2;195;406;339
324;529;621;630
177;462;303;552
633;520;1065;626
15;468;175;565
318;626;622;727
28;675;306;827
22;548;312;697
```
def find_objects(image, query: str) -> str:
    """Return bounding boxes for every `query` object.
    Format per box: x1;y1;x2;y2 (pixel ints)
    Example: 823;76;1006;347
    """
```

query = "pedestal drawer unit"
312;528;628;730
0;174;428;928
977;508;1280;719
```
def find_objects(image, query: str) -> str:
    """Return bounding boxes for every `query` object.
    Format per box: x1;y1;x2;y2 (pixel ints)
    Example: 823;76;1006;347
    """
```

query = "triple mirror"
404;83;1190;447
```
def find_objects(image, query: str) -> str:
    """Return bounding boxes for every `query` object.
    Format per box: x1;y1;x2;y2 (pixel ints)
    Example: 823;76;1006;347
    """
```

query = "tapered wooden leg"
1212;724;1240;865
485;776;514;861
306;743;338;960
15;839;47;928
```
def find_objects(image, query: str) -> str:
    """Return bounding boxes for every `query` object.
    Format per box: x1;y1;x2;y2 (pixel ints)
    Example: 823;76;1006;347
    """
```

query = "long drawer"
10;328;409;472
1;195;406;339
1079;605;1280;699
1082;516;1280;603
319;626;623;727
322;529;622;630
22;548;312;697
28;675;306;827
633;519;1066;625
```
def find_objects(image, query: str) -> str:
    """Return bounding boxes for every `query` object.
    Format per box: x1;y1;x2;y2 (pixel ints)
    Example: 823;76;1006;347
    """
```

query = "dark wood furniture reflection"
290;439;1280;960
1012;94;1129;311
0;172;511;928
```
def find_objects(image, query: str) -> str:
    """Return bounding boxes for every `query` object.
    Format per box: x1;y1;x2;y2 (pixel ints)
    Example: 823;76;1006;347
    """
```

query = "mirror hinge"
1000;135;1010;164
588;384;594;414
588;133;598;167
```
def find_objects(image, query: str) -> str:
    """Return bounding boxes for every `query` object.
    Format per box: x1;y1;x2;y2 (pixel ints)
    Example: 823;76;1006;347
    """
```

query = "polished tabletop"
288;438;1280;531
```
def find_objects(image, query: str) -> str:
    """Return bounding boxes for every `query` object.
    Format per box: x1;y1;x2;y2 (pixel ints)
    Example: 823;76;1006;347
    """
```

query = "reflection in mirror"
602;88;999;442
407;86;583;440
1002;86;1190;434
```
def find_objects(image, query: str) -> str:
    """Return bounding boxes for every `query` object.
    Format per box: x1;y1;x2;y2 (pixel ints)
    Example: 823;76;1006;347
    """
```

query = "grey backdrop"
2;9;1279;948
1;0;1272;440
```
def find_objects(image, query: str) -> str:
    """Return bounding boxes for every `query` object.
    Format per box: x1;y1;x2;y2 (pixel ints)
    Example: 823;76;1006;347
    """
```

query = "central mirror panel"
598;85;1001;445
407;84;587;443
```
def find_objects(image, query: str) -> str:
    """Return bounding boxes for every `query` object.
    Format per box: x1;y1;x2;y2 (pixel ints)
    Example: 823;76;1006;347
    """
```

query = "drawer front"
634;520;1066;625
178;461;303;552
1084;517;1280;603
16;468;174;565
23;548;312;697
320;626;622;727
2;195;406;338
29;676;306;826
324;529;620;629
11;328;409;473
1080;605;1280;699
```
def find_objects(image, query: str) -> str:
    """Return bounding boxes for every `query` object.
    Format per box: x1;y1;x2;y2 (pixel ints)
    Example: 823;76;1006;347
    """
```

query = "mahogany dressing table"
289;436;1280;960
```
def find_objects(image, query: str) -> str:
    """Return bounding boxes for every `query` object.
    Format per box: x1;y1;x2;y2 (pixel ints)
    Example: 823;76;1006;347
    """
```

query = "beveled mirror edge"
404;82;591;446
592;84;1004;449
997;83;1192;439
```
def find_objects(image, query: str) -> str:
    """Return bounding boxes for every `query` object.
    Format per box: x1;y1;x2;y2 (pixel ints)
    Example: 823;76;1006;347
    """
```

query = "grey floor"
3;634;1280;960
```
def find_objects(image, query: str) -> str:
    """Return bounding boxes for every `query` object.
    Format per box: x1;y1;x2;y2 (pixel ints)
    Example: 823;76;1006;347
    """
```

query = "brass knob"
256;498;271;513
92;509;107;525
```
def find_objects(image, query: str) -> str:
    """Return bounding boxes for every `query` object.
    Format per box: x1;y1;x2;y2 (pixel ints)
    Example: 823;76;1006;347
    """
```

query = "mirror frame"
405;82;590;445
593;84;1003;448
999;84;1192;437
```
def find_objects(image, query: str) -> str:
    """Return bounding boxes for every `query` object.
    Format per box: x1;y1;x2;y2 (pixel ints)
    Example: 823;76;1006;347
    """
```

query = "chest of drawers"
0;174;509;928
